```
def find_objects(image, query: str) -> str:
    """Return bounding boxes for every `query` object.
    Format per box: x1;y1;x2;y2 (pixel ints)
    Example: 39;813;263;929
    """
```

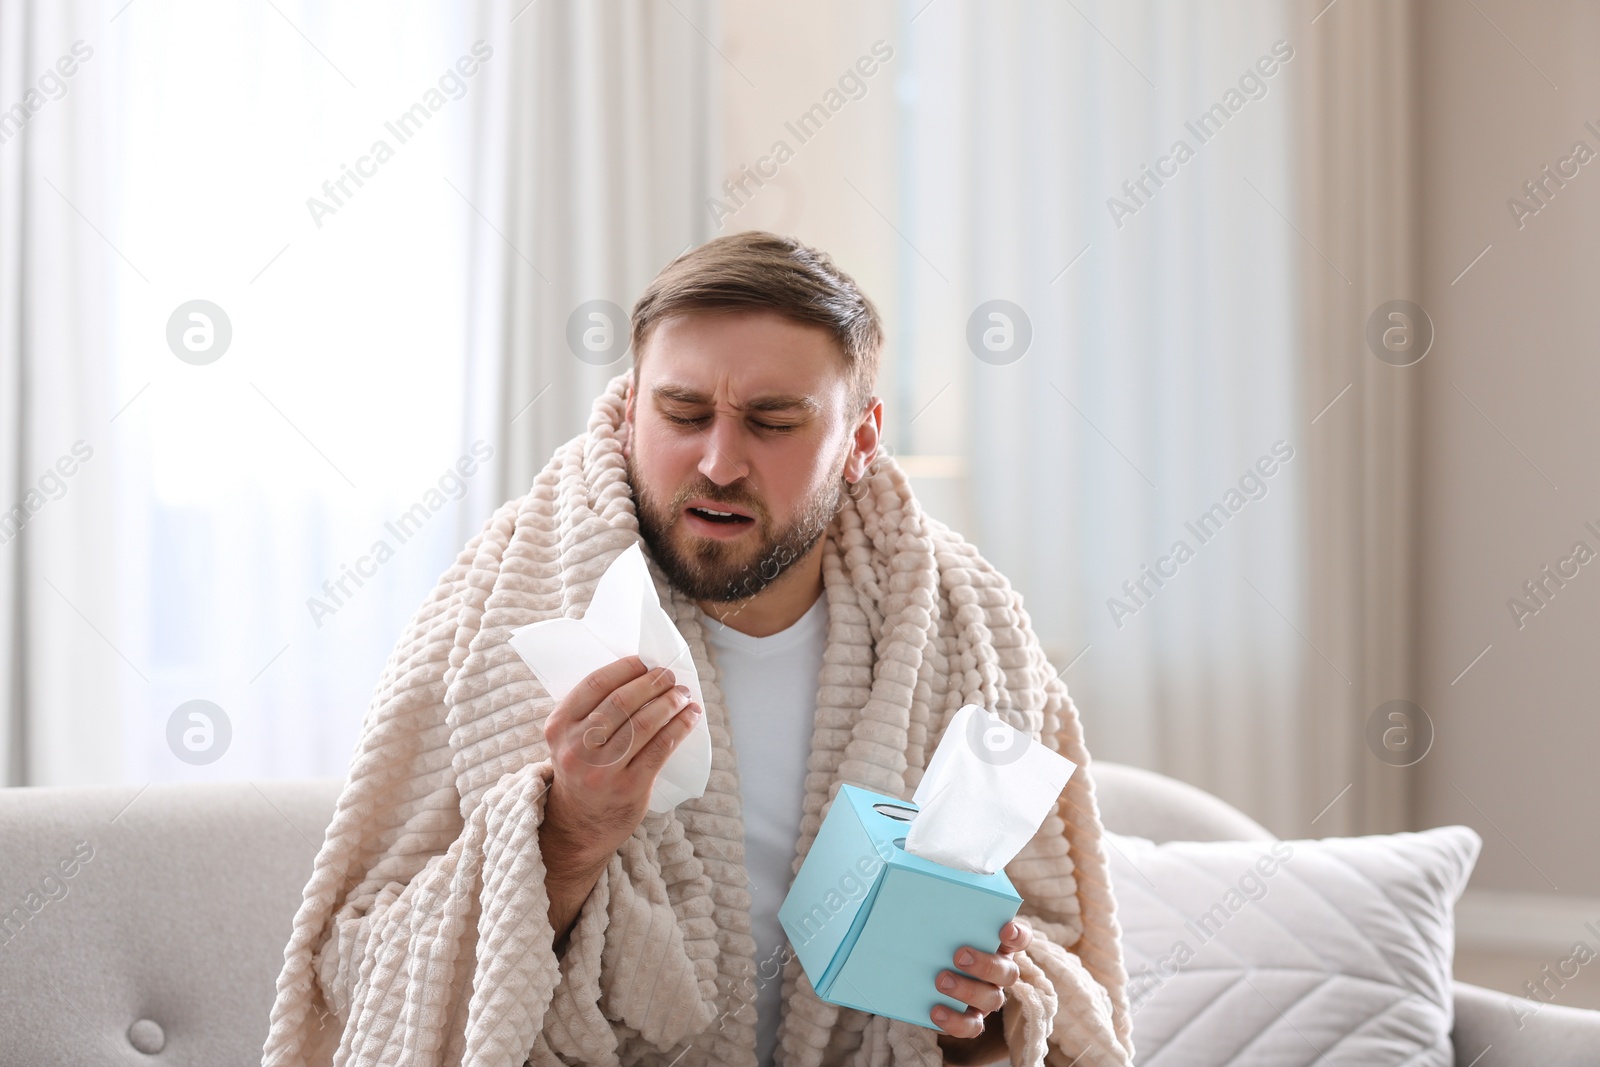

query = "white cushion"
1104;825;1481;1065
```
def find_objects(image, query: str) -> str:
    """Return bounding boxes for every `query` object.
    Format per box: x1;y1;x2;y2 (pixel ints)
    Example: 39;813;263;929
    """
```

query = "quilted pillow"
1104;825;1481;1066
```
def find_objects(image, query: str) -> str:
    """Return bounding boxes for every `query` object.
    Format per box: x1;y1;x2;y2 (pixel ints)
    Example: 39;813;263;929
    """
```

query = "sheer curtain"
5;0;1416;835
461;0;718;503
2;0;715;787
878;0;1302;829
2;0;120;786
104;2;478;785
874;0;1417;834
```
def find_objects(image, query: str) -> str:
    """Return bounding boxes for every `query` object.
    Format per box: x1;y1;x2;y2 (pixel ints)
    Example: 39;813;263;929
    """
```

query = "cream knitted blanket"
260;370;1135;1067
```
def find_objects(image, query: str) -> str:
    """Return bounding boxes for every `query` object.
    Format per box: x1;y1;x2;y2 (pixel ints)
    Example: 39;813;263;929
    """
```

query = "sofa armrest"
1453;979;1600;1065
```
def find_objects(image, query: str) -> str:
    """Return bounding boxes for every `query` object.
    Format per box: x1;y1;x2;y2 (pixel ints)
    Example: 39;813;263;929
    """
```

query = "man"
262;232;1133;1067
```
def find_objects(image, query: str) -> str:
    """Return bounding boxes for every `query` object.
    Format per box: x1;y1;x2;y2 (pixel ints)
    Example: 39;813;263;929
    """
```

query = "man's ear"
845;395;883;483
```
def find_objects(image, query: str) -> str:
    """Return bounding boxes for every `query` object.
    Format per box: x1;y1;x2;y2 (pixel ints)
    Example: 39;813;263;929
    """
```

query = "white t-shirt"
698;587;828;1067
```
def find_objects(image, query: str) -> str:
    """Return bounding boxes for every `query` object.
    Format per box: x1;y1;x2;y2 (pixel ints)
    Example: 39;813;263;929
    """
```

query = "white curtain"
1;0;715;787
882;0;1301;829
878;0;1416;834
1;0;118;785
3;0;1417;839
462;0;718;502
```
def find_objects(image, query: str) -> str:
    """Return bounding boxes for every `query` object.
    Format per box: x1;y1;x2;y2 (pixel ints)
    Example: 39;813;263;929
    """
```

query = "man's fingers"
930;1002;987;1039
581;663;677;746
562;656;649;724
627;698;703;776
615;684;691;758
952;946;1019;989
935;969;1005;1014
999;917;1032;953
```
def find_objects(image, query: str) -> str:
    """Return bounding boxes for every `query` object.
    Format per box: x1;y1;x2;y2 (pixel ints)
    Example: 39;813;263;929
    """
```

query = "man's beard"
626;450;848;604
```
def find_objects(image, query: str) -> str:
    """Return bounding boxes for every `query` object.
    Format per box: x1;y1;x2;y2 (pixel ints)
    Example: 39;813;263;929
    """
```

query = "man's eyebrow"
650;384;821;414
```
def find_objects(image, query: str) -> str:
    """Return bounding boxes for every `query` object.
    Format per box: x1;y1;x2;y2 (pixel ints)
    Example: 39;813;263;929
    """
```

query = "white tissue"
507;541;712;814
901;703;1077;875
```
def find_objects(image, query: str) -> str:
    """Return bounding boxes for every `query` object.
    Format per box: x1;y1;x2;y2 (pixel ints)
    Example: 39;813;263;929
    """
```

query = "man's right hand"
538;656;703;946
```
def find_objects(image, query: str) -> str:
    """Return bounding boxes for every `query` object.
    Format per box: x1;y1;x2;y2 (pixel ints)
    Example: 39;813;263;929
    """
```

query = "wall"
1415;0;1600;997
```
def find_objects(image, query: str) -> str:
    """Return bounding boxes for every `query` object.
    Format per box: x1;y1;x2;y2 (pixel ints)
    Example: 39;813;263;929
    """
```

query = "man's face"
622;309;876;604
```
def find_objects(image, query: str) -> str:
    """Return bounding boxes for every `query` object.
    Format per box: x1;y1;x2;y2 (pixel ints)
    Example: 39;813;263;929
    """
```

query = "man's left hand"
931;917;1031;1058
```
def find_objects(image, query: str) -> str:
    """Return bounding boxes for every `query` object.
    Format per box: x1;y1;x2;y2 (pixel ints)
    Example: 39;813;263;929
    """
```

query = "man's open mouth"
686;505;754;525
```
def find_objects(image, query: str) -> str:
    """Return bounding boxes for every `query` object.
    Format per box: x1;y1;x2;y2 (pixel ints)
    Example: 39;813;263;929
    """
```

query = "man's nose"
697;414;750;485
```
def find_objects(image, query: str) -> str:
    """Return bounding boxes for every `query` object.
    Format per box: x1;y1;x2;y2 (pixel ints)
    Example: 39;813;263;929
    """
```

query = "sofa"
1;764;1594;1065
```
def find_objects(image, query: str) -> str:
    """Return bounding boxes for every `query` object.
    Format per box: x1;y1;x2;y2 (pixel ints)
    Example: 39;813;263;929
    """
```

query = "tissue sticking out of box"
901;704;1077;875
506;541;712;815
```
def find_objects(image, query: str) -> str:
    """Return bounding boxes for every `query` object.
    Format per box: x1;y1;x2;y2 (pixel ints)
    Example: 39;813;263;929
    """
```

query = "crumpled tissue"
506;541;712;814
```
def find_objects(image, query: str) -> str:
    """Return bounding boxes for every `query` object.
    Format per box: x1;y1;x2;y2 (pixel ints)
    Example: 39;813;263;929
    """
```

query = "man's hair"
629;231;883;414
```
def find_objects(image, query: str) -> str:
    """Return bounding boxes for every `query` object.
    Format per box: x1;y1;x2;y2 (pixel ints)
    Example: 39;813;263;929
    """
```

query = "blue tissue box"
778;783;1023;1028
